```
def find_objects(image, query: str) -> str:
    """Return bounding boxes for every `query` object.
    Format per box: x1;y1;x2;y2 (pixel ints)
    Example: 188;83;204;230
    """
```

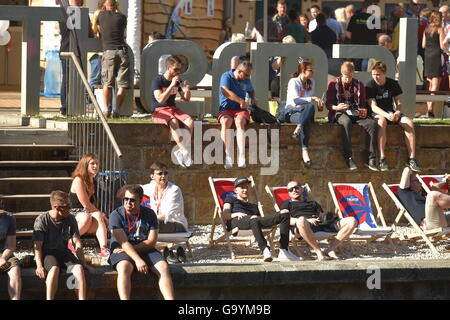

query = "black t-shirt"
310;25;337;58
98;11;127;50
366;78;402;113
279;199;323;218
347;12;381;45
397;188;425;225
224;194;260;217
151;75;182;108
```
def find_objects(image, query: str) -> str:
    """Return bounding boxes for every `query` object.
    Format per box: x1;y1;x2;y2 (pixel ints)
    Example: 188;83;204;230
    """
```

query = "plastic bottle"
244;21;251;39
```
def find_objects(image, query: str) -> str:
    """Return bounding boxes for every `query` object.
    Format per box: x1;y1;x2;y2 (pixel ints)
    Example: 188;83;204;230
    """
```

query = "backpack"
248;104;279;124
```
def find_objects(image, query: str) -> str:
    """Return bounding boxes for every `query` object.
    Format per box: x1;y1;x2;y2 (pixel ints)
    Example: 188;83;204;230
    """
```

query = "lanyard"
126;212;140;233
341;80;352;105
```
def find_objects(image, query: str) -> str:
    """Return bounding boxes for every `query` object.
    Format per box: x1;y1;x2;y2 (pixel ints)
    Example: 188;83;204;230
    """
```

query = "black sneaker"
176;246;187;263
407;158;421;172
367;158;379;171
166;249;179;264
379;158;389;171
346;157;357;171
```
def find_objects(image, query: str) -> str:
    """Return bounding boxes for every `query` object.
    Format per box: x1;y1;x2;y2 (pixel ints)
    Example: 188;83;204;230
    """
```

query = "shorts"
109;249;164;270
152;107;192;126
101;48;132;88
43;249;82;271
387;113;405;125
217;109;250;122
293;220;339;234
0;256;19;273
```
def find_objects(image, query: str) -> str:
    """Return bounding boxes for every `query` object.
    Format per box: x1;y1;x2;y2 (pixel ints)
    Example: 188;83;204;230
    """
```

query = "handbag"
248;104;279;124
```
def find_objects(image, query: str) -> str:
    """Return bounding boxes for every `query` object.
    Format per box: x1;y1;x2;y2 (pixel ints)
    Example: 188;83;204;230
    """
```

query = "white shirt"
285;77;315;114
142;180;188;231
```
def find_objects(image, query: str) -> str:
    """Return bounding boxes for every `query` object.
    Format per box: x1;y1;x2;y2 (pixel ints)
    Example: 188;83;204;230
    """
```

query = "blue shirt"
219;70;254;112
109;206;159;251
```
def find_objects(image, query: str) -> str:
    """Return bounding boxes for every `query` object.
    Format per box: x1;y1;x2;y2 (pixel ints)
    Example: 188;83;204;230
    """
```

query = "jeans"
88;54;102;90
60;56;68;114
230;212;290;251
336;112;377;160
285;103;315;149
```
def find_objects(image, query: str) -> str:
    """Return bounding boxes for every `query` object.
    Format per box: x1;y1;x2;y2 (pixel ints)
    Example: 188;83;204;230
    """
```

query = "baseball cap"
234;177;250;188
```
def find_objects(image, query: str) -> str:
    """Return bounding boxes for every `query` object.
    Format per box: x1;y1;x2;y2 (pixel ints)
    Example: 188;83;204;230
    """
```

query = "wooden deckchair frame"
382;183;450;255
417;174;447;194
265;183;339;256
328;182;393;246
208;176;275;259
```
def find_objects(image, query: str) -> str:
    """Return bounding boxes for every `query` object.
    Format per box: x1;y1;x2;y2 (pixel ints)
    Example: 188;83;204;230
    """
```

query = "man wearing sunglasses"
280;181;357;260
152;56;194;168
218;61;255;169
223;177;299;262
142;161;188;263
109;184;174;300
33;191;91;300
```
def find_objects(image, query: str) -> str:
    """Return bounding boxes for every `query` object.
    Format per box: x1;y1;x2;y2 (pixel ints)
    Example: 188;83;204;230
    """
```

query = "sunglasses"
288;185;302;192
155;171;169;176
123;197;137;203
173;68;181;72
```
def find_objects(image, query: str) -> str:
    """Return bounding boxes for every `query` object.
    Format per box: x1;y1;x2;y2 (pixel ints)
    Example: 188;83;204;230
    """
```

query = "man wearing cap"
222;177;299;262
281;181;357;260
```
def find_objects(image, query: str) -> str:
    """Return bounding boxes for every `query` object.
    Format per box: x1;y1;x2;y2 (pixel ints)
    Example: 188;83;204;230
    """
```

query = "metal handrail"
60;52;122;158
61;52;125;215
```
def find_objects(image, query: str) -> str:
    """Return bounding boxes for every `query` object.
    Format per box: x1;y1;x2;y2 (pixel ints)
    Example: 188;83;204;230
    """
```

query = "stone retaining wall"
99;123;450;225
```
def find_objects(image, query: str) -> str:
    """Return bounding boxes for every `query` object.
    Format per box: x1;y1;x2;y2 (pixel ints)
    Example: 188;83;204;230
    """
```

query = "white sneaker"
237;156;246;168
174;149;186;168
263;247;273;262
278;248;301;262
181;149;193;167
224;156;233;169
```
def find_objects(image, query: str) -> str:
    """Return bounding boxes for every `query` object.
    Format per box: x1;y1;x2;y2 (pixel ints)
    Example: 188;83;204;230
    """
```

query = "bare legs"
426;76;441;115
116;260;174;300
45;264;86;300
293;216;357;260
102;86;127;116
168;117;194;152
7;265;21;300
75;211;108;249
220;115;247;165
375;115;416;159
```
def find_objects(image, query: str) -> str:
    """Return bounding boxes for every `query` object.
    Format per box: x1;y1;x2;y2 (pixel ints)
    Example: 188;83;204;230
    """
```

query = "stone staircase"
0;127;76;238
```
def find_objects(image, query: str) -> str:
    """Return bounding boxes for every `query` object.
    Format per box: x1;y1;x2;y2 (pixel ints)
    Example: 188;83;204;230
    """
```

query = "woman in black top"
69;153;109;258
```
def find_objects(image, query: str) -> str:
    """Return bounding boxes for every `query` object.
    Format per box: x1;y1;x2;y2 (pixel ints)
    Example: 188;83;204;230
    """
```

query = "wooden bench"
416;90;450;119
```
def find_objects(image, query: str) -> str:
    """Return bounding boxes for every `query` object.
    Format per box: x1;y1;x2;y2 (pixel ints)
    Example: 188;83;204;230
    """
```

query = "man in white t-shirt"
308;5;321;32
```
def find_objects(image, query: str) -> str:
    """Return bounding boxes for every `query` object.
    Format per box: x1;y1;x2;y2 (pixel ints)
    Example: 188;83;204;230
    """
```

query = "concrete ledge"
3;259;450;299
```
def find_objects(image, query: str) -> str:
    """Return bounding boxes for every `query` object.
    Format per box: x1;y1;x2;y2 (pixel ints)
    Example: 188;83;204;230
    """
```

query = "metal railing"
61;52;125;216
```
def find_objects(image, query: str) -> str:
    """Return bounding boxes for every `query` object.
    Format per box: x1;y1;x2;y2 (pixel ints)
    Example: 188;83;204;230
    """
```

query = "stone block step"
0;168;73;178
0;160;78;167
0;177;72;194
0;144;74;149
0;194;50;200
0;128;70;145
0;194;51;212
13;212;43;219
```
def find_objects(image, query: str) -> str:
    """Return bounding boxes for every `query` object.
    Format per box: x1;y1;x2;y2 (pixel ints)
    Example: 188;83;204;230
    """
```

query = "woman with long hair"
219;17;233;45
284;61;324;165
299;14;309;33
422;10;447;118
69;153;109;258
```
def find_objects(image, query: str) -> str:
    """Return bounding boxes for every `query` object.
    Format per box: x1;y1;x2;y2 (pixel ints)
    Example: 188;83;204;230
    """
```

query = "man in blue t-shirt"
109;184;174;300
218;61;254;169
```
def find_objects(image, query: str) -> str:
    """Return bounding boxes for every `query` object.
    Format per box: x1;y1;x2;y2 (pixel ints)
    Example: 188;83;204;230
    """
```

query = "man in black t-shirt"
151;56;194;168
97;0;130;118
222;177;298;262
366;61;420;172
347;0;381;71
280;181;357;260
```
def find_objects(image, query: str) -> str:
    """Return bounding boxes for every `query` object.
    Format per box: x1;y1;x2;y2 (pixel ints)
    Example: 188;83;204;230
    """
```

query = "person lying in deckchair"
280;181;357;260
398;167;450;230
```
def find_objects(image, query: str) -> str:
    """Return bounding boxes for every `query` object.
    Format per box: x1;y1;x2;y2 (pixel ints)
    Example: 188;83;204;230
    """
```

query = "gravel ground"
14;224;450;266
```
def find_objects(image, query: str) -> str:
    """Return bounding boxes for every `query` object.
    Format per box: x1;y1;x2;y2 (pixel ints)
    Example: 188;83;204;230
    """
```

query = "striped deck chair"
417;175;449;194
208;176;275;259
140;192;194;259
328;182;393;244
382;183;450;254
265;184;337;242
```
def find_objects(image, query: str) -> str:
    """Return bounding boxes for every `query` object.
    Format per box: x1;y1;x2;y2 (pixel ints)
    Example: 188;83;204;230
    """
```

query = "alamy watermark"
66;6;81;30
170;122;280;175
366;5;382;30
366;265;381;290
